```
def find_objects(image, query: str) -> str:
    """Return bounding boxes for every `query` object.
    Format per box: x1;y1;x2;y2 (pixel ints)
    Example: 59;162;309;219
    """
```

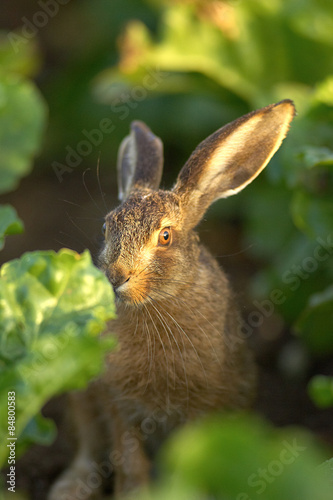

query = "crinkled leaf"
0;75;47;194
0;204;24;250
309;376;333;409
0;249;116;466
295;286;333;354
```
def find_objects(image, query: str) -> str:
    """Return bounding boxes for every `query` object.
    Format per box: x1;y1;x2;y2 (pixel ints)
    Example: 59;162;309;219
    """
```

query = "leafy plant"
0;34;116;471
0;249;115;465
309;376;333;409
0;33;46;246
136;413;333;500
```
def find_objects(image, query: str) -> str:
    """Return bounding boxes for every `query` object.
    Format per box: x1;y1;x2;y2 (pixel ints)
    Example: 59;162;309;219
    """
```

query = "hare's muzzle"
113;276;131;299
104;267;130;296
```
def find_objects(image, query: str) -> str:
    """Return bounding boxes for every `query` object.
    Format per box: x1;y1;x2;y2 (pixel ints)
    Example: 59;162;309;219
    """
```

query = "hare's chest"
104;311;228;416
105;339;189;400
104;334;223;421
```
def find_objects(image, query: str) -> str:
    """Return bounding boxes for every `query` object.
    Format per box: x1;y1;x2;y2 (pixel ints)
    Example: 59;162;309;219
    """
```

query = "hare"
48;100;295;499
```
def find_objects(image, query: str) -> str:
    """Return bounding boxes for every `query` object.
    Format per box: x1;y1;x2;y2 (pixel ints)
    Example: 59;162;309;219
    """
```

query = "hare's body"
105;243;255;417
48;101;295;499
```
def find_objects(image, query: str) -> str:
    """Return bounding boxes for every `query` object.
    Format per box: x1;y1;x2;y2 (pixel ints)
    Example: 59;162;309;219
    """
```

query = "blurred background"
1;0;333;498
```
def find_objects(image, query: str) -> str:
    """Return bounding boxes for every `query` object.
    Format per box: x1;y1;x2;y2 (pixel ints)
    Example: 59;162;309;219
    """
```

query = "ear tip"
130;120;156;136
274;99;297;117
130;120;147;131
130;120;162;147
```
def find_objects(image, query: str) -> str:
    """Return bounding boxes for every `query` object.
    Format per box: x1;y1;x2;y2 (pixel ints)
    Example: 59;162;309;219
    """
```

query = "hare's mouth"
103;265;151;307
112;276;149;307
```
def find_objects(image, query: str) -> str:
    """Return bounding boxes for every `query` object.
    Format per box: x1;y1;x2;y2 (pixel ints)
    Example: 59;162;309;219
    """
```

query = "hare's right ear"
117;121;163;201
173;100;296;229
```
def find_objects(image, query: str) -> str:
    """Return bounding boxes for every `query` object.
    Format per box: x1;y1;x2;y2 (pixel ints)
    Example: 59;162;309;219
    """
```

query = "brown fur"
48;100;295;499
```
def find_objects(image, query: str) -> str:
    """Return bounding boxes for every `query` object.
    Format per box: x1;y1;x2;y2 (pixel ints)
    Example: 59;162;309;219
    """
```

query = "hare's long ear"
173;100;295;228
117;121;163;201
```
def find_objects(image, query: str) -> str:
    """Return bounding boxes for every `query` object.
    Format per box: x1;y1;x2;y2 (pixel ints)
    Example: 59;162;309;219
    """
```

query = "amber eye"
158;227;172;246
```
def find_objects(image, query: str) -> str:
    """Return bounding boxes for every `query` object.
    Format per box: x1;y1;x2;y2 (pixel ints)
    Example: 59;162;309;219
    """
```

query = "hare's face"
99;101;296;305
98;189;197;307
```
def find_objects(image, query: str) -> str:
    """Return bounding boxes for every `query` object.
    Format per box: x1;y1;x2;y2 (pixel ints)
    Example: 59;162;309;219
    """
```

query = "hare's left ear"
117;121;163;201
173;100;296;229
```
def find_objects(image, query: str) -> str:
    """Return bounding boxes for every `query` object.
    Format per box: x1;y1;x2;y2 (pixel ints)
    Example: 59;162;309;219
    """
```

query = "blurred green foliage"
139;414;333;500
0;34;46;194
0;33;46;246
0;205;23;251
0;31;116;471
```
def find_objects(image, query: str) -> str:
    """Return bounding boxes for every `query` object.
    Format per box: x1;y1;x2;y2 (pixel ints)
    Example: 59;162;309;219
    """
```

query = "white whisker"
144;302;170;400
153;287;224;368
152;297;208;391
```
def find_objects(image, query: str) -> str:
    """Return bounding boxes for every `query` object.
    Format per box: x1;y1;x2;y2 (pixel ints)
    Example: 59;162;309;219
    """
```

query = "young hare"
49;100;295;499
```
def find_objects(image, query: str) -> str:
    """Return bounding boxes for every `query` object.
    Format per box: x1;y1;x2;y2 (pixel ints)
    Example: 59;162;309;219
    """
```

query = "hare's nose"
108;271;130;293
116;276;131;289
113;277;131;301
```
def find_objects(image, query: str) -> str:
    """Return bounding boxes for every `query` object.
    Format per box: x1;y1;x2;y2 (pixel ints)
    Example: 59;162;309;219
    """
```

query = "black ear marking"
117;121;164;201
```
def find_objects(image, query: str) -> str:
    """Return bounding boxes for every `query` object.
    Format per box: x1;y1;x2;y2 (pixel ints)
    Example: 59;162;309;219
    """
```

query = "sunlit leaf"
314;76;333;106
0;249;116;466
0;75;47;194
0;204;24;250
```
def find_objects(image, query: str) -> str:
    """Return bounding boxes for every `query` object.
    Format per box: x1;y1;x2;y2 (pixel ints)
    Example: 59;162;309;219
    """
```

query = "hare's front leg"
111;408;151;497
48;383;109;500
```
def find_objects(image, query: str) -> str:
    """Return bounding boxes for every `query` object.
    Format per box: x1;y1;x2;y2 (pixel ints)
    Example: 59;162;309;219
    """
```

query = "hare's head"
98;101;295;306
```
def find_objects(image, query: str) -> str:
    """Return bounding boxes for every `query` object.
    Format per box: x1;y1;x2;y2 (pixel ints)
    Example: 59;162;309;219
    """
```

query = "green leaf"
309;375;333;409
318;458;333;485
147;414;332;500
296;146;333;170
0;204;24;250
0;75;47;194
295;285;333;354
314;75;333;106
95;1;333;109
287;1;333;46
0;31;41;79
15;413;56;458
291;191;333;239
0;249;116;466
